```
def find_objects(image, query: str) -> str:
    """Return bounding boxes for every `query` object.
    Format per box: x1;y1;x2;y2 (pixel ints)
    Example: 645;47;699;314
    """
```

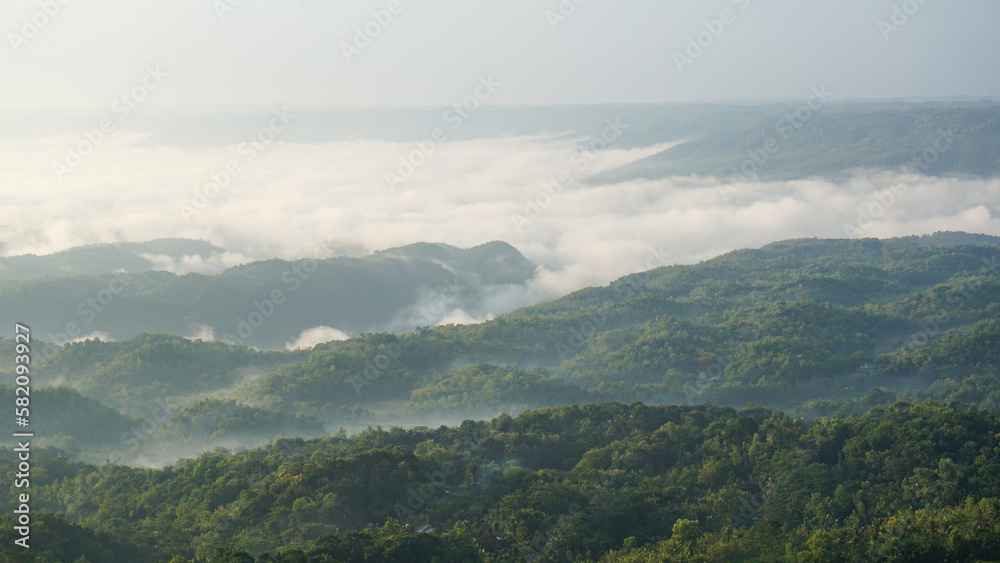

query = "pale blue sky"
2;0;998;108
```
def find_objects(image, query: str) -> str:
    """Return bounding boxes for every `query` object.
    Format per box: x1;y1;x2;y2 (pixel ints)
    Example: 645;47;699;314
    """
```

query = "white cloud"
70;331;113;343
184;323;216;342
136;252;254;275
285;326;352;350
438;309;493;326
1;133;998;306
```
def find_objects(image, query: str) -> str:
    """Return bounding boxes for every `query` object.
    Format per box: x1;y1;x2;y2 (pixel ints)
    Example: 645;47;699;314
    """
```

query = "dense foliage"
2;232;1000;561
0;240;534;348
6;233;999;466
597;105;1000;182
3;402;1000;561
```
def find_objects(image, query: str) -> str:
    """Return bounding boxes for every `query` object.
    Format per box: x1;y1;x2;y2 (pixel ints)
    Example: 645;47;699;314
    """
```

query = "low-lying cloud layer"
2;129;998;305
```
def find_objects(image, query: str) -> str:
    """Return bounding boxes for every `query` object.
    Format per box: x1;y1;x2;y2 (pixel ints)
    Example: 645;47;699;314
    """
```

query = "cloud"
184;323;216;342
1;130;998;311
286;326;352;350
70;331;113;343
137;252;254;275
438;309;493;326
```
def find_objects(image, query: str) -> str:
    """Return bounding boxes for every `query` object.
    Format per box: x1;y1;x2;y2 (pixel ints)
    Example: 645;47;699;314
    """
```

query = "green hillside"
0;239;225;280
4;402;1000;561
595;105;1000;182
4;231;1000;561
16;231;999;459
0;241;535;349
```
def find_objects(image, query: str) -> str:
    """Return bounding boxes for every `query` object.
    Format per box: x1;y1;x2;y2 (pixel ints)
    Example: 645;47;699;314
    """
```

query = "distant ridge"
902;231;1000;247
0;239;538;349
0;238;225;280
592;105;1000;182
372;241;535;285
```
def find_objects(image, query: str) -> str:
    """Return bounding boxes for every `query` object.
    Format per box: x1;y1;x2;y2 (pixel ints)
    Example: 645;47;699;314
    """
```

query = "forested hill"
11;231;1000;461
0;238;225;280
92;103;1000;181
2;231;1000;560
0;240;535;349
594;104;1000;182
3;402;1000;561
226;231;1000;417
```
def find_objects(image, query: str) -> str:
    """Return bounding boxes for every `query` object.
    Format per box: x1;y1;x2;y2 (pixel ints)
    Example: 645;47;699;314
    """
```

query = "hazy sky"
2;0;998;109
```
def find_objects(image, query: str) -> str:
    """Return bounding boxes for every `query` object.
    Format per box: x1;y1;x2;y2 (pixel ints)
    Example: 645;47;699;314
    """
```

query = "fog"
1;127;998;306
286;326;352;350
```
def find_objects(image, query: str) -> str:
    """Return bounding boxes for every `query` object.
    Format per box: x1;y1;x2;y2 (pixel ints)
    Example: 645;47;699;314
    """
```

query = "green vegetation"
0;238;224;280
0;240;534;349
2;231;1000;560
42;334;292;416
229;232;1000;414
0;386;138;450
141;399;327;447
407;363;591;415
16;232;1000;460
596;105;1000;182
4;401;1000;561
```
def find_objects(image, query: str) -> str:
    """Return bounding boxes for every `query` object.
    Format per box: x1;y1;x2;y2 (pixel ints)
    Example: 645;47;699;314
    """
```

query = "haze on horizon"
1;0;998;110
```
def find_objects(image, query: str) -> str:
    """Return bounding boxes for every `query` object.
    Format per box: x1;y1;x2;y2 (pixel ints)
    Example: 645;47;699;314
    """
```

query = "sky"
1;0;998;109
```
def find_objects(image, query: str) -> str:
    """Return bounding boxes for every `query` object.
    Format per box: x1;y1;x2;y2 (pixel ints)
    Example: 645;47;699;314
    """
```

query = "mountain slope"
0;238;226;279
594;105;1000;182
0;241;537;349
24;232;1000;458
226;232;1000;415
